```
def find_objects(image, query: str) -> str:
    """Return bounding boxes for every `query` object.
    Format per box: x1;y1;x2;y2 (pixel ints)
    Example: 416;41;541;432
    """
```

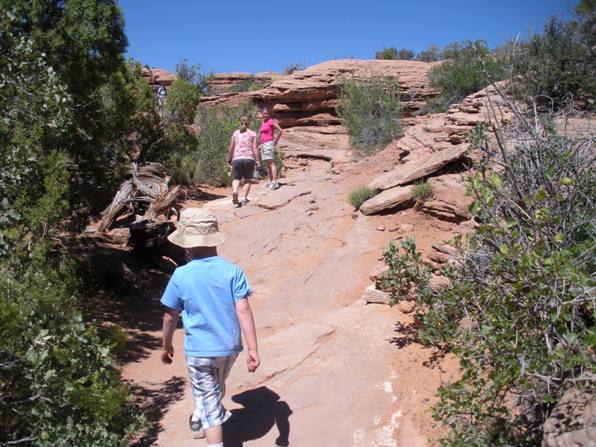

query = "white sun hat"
167;208;227;248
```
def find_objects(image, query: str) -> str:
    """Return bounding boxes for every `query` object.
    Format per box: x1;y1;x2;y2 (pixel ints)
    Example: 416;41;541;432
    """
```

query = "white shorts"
260;141;276;161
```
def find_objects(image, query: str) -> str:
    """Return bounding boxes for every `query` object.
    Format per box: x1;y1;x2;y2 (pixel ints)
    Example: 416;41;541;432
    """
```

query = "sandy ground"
116;152;460;446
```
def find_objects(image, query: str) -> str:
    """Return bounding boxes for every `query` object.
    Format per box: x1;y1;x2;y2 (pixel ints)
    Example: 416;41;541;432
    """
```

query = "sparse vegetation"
426;39;506;112
230;77;266;92
415;113;595;445
282;63;305;75
411;181;433;201
175;59;214;95
348;186;377;209
417;44;440;62
375;47;415;60
377;237;432;306
337;76;402;155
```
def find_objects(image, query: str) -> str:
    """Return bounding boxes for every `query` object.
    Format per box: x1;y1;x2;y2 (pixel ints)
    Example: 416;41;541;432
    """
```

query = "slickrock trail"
121;144;459;446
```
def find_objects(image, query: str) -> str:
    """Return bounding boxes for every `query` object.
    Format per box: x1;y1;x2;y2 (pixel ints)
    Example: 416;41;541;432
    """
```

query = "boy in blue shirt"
160;208;260;447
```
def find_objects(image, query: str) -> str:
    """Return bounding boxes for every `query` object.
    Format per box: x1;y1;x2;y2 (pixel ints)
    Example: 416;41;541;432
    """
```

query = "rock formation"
140;67;177;91
206;72;278;94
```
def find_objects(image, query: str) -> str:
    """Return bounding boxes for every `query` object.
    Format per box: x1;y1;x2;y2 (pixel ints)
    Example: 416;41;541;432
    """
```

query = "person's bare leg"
232;179;240;204
205;425;223;445
266;160;274;183
241;179;252;201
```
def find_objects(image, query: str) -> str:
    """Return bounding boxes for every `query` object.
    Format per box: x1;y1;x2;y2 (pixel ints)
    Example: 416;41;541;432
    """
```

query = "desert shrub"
348;186;377;209
166;102;258;185
230;78;266;92
508;16;595;110
375;47;398;60
418;44;440;62
282;63;305;75
0;3;150;443
411;181;433;201
377;237;432;306
426;40;506;112
175;59;214;95
375;47;415;60
337;76;402;155
415;115;595;445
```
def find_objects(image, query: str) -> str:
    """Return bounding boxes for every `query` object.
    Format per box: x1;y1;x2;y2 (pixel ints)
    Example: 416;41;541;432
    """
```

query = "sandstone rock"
432;243;458;257
359;185;414;216
376;225;386;232
428;250;451;264
422;174;472;221
398;223;414;233
140;67;177;90
542;385;596;447
430;274;450;291
423;117;446;133
362;284;391;305
369;145;468;191
369;263;388;282
398;300;416;314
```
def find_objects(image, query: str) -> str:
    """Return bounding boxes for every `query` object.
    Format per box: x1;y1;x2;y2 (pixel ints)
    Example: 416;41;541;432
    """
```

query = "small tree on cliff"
375;47;398;60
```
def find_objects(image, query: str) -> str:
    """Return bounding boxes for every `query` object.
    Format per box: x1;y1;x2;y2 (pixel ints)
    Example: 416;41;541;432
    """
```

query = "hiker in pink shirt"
259;107;283;189
227;116;260;207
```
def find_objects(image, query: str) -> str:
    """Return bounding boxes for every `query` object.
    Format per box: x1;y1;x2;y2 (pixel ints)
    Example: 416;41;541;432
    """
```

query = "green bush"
166;102;258;185
348;186;377;209
411;181;433;201
415;119;595;445
508;16;595;110
418;45;440;62
375;47;398;60
337;76;402;155
426;40;506;112
377;237;432;306
230;78;265;92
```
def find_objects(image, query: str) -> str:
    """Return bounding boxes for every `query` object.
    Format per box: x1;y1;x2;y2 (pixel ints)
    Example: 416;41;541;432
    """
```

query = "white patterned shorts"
185;355;238;428
260;141;276;161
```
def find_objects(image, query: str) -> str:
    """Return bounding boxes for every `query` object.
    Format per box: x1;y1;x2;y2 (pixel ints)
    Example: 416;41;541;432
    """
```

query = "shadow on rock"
131;376;186;447
223;386;292;446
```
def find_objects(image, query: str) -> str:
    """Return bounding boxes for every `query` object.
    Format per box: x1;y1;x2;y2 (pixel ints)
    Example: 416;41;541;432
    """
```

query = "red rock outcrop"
140;67;177;90
200;59;438;129
207;72;278;94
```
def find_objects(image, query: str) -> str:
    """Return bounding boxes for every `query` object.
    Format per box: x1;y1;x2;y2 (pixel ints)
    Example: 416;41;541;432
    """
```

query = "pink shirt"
260;118;275;143
233;129;256;160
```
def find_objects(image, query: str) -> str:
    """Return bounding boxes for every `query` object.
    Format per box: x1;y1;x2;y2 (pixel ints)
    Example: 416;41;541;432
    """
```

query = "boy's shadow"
223;386;292;446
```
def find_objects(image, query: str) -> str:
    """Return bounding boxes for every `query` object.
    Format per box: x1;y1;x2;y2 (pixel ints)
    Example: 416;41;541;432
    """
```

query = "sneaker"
189;414;205;439
264;182;273;189
272;181;280;190
232;192;238;205
240;198;249;206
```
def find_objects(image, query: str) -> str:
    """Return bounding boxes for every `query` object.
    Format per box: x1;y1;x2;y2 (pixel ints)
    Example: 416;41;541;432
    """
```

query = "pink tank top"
260;118;275;143
233;129;256;160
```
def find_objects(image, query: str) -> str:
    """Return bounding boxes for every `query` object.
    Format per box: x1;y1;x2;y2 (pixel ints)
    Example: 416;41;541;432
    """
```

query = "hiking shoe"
272;181;280;190
240;198;249;206
232;192;238;205
189;415;205;439
264;182;273;189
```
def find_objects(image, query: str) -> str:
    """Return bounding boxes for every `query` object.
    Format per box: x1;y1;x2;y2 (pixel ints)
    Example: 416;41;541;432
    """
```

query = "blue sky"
120;0;579;74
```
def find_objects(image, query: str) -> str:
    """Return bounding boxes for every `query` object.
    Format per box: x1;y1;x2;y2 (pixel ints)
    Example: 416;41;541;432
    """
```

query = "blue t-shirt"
160;256;252;357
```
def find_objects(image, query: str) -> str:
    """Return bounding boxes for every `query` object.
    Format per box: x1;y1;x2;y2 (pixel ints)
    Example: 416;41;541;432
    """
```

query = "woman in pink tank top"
259;107;283;189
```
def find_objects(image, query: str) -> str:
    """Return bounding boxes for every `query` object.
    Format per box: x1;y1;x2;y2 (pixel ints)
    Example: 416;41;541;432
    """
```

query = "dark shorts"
231;159;255;181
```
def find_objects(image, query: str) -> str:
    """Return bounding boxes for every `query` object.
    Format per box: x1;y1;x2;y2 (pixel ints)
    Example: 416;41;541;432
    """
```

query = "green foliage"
426;40;506;112
348;186;377;209
175;59;213;95
165;102;257;186
508;17;595;110
418;44;440;62
337;76;402;155
416;123;595;445
0;3;151;444
0;250;144;446
375;47;398;60
375;47;415;60
230;78;266;92
411;181;433;201
377;237;432;306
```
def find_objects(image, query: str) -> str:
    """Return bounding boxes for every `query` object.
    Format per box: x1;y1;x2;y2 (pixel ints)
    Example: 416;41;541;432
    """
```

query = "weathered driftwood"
98;162;180;232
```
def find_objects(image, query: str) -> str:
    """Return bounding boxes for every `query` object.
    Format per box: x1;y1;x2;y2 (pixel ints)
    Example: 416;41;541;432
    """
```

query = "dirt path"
121;151;458;446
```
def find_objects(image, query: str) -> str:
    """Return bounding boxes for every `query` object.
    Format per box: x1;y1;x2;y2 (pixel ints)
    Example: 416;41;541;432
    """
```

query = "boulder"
369;145;468;191
542;385;596;447
359;185;414;215
362;284;391;305
421;174;472;221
